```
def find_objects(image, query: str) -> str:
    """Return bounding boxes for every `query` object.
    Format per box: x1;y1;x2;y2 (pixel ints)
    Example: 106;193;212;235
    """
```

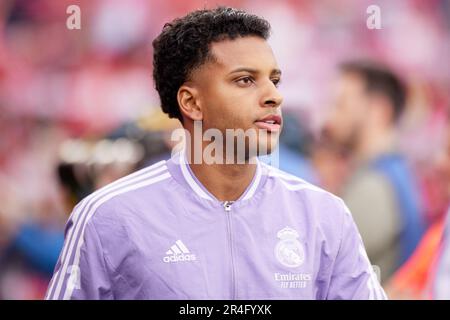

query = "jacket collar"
166;148;265;203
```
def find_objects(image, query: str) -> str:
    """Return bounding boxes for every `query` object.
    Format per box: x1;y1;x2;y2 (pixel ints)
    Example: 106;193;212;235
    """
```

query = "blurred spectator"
0;120;67;299
322;61;425;283
384;217;445;299
386;121;450;299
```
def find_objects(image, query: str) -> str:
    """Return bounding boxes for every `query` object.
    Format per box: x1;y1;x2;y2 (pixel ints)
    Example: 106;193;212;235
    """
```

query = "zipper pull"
223;201;233;212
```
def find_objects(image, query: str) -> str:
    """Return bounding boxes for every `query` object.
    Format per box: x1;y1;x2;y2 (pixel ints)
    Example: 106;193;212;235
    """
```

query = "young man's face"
324;72;369;148
189;36;283;158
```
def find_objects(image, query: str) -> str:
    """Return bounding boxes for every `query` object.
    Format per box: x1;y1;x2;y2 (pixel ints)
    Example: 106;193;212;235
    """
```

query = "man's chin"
255;139;279;157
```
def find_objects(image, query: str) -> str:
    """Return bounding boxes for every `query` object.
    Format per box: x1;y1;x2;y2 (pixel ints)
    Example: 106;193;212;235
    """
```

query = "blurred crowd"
0;0;449;299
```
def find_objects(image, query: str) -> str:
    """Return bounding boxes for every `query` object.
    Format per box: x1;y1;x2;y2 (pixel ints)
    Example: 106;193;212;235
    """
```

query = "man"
45;7;385;300
324;61;424;283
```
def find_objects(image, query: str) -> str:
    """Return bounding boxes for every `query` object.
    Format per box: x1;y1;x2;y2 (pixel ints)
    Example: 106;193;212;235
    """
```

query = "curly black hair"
152;7;271;122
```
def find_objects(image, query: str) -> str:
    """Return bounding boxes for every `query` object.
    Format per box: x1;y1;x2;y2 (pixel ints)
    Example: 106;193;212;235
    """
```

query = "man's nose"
262;83;283;108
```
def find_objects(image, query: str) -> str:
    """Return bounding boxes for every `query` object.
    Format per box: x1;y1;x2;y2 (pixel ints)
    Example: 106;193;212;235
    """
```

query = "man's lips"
254;114;282;132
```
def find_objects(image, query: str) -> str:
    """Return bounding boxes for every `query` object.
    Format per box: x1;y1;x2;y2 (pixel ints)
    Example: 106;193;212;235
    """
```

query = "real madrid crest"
275;227;305;268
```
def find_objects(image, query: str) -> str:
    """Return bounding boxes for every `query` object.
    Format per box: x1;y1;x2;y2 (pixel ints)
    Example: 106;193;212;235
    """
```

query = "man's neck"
186;148;257;202
355;126;396;163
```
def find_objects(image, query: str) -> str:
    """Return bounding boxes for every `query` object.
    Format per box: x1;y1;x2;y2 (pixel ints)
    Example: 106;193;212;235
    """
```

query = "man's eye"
236;76;254;86
271;78;281;87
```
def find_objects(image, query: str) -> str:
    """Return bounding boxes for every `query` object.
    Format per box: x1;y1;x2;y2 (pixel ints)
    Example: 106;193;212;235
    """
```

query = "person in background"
385;121;450;299
323;61;425;283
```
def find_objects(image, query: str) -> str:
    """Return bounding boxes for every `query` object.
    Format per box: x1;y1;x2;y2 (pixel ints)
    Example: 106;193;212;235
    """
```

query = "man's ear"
177;84;203;121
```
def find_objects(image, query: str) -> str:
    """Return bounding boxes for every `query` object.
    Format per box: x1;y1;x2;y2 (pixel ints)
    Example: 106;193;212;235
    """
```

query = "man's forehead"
336;72;366;93
208;36;279;71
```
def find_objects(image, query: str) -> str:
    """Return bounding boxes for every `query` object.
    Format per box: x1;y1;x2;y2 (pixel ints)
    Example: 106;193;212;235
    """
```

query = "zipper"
223;201;236;299
223;201;233;212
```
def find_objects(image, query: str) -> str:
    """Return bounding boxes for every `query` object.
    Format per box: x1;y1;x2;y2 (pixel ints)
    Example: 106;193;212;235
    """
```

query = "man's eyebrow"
228;67;282;76
271;69;282;76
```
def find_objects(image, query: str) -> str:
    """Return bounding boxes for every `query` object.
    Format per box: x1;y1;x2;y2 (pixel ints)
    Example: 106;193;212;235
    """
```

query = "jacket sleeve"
45;203;114;300
326;202;388;300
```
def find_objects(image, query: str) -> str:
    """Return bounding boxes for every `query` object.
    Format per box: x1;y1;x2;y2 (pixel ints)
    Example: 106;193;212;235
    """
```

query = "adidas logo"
163;240;197;263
